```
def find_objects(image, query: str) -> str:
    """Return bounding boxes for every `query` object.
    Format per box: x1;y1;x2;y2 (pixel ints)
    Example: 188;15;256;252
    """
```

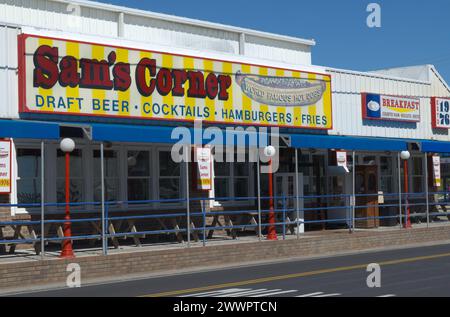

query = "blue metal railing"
0;190;449;256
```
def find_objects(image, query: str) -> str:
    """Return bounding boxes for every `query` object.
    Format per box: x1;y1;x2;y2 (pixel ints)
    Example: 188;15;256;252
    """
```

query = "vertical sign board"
0;140;11;194
18;34;333;129
431;97;450;129
196;147;212;191
432;155;441;187
336;151;349;172
362;93;420;122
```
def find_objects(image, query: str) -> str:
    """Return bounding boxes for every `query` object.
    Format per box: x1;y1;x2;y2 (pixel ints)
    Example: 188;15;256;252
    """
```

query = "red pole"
60;152;75;258
403;159;412;229
267;159;277;240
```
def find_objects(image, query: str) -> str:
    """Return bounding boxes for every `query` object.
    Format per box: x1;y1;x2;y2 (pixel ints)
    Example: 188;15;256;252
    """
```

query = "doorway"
355;165;379;228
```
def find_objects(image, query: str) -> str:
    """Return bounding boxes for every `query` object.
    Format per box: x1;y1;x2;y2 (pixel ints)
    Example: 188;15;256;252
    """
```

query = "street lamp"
60;138;75;258
400;150;412;229
264;145;277;240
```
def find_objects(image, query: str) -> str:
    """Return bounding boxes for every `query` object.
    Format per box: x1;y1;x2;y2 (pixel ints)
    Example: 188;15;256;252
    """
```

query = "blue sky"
96;0;450;83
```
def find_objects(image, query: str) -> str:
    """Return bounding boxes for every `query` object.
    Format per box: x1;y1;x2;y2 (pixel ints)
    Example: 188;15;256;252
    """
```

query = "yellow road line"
143;251;450;297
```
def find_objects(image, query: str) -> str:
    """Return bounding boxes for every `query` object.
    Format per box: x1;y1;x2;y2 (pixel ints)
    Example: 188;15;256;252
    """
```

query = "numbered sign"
431;97;450;129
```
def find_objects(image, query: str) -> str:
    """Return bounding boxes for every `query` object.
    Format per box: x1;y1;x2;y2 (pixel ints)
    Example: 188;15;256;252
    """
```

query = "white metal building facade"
0;0;449;235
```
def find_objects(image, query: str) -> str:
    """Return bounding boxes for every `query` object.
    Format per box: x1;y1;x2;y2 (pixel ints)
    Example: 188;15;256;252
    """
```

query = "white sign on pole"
0;140;11;194
336;151;349;173
196;147;212;191
432;156;441;187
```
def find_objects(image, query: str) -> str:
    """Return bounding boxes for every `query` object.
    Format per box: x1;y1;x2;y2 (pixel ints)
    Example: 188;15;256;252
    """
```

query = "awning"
290;134;407;151
421;140;450;153
0;119;60;139
91;123;266;147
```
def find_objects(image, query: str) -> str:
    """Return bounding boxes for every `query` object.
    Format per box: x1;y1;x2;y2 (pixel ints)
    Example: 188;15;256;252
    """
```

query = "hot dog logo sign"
19;34;332;129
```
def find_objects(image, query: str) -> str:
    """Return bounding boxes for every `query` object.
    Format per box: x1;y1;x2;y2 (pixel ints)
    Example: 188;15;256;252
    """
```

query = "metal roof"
49;0;316;47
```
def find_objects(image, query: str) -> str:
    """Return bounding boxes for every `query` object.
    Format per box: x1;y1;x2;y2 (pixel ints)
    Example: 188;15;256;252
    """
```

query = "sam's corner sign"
18;34;332;130
362;93;420;122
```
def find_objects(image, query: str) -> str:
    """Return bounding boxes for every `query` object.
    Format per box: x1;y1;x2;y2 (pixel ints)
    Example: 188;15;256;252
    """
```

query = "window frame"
210;149;254;207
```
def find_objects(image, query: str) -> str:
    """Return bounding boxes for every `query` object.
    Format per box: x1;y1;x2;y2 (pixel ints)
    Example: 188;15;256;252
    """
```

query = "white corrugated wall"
0;24;19;119
328;67;450;141
0;0;312;66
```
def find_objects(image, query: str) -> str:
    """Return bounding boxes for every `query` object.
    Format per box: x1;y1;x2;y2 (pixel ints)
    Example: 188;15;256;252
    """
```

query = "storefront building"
1;0;450;244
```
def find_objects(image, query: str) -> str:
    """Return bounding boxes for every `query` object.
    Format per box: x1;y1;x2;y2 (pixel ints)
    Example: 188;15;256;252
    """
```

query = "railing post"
424;153;430;228
105;202;109;255
40;141;45;259
295;148;300;239
351;151;356;232
185;146;190;247
100;142;107;256
257;153;262;241
202;200;206;247
282;195;286;240
398;152;403;228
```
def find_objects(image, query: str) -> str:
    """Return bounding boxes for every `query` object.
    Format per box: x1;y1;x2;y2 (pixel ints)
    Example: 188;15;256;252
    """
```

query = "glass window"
159;151;181;201
380;156;394;193
214;151;252;201
16;149;41;204
56;149;84;203
127;151;150;201
93;150;119;202
412;156;424;193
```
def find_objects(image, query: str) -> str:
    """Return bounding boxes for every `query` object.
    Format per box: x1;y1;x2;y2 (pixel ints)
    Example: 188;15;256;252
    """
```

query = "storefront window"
380;156;393;193
16;148;41;204
93;150;119;202
57;149;84;203
214;153;252;201
214;162;230;199
127;151;150;202
159;151;181;201
412;156;424;193
234;162;249;197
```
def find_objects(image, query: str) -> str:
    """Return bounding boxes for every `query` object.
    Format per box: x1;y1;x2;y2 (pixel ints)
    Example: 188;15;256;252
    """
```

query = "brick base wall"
1;226;450;292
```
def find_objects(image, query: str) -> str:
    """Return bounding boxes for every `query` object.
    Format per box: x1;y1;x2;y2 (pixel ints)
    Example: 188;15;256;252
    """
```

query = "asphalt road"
8;243;450;297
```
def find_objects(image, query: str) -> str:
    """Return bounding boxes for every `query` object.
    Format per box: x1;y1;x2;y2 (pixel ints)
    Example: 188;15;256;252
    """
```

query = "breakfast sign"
362;93;420;122
18;34;332;129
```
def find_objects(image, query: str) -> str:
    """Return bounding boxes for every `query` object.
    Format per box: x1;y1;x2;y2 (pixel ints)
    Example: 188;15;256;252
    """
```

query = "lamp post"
400;150;412;229
60;138;75;258
264;145;277;240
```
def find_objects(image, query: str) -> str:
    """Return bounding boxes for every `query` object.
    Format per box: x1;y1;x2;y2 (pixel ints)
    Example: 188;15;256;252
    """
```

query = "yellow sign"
19;34;332;129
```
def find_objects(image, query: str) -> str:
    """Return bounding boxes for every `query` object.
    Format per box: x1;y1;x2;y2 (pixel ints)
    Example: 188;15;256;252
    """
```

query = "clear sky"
95;0;450;83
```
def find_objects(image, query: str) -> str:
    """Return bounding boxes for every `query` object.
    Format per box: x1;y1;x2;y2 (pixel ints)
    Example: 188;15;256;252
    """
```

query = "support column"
257;150;262;241
351;151;356;232
185;146;190;247
40;141;45;259
398;152;403;228
295;148;301;238
425;153;430;227
101;142;107;255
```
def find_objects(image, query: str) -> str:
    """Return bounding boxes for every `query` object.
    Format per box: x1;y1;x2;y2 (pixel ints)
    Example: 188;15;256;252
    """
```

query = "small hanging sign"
432;155;441;187
336;151;349;173
195;147;212;191
0;140;11;194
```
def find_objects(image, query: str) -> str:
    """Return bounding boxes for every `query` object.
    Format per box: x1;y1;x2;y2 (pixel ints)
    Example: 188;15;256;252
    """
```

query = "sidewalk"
1;223;450;294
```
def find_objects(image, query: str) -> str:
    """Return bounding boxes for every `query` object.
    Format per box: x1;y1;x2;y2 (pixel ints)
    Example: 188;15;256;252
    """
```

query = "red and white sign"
432;155;441;187
0;140;11;194
195;147;212;190
431;97;450;129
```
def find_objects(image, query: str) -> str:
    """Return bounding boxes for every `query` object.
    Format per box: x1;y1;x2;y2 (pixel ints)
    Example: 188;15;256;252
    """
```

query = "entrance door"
355;165;379;228
274;173;304;233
